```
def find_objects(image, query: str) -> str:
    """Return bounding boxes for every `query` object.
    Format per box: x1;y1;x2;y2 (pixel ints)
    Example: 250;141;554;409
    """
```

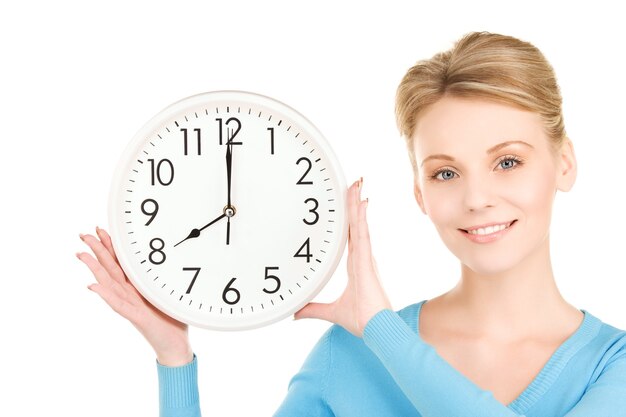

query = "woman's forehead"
412;97;547;158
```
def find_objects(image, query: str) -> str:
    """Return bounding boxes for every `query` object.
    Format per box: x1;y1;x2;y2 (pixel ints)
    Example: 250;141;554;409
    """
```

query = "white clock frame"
108;91;348;330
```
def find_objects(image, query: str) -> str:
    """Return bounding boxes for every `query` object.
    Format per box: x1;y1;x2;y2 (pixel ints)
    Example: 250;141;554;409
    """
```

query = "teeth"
467;222;511;235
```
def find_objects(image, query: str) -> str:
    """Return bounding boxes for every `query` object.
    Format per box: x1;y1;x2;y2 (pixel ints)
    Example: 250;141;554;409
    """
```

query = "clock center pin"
224;205;236;217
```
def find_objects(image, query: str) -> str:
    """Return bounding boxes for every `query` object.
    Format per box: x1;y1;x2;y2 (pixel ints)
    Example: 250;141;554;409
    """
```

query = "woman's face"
412;96;576;276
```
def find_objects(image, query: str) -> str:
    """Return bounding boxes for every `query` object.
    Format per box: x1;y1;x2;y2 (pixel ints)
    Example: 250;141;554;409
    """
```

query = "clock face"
108;91;347;330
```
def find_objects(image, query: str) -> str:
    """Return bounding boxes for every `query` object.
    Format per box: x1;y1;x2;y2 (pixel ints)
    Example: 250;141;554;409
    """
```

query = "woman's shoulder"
582;309;625;341
569;309;626;381
597;317;626;337
587;310;626;354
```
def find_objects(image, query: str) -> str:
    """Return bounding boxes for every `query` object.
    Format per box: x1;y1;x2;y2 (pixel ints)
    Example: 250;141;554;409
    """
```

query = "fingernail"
96;226;101;234
79;233;85;241
76;252;82;260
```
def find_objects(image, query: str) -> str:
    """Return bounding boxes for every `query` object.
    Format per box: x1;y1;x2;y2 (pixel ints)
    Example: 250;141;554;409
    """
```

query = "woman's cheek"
422;185;459;227
506;165;557;214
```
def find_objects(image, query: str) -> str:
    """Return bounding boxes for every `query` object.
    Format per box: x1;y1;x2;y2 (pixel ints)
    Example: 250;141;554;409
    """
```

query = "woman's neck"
433;236;582;342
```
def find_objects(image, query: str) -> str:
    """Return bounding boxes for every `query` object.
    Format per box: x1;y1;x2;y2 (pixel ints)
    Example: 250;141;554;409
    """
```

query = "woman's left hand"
294;178;392;337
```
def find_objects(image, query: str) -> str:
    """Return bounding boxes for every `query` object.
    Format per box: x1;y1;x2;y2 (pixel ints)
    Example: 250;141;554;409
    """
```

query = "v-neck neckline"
412;299;601;414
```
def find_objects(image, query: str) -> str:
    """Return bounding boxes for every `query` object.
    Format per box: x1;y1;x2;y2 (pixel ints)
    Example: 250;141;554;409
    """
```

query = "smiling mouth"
460;220;517;235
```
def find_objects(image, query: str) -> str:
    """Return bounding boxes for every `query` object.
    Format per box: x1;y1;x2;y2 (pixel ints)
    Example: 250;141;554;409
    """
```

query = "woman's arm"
157;355;201;417
364;309;522;416
560;345;626;416
77;227;201;416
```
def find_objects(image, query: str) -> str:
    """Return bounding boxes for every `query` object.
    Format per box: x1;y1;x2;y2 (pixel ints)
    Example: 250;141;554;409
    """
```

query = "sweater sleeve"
363;309;524;417
273;327;335;417
562;343;626;416
156;354;202;417
364;309;626;417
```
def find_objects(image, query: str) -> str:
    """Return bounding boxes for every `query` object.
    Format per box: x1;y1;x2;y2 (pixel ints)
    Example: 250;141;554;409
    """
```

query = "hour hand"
174;212;227;247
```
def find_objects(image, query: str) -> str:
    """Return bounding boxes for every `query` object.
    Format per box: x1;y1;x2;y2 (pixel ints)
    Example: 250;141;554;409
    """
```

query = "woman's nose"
462;174;497;211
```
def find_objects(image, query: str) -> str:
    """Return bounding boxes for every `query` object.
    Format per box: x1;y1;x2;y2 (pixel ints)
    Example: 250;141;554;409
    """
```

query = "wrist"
360;298;393;333
157;346;194;367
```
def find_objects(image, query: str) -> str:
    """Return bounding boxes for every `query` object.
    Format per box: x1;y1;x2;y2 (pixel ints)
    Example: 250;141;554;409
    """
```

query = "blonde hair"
395;31;567;174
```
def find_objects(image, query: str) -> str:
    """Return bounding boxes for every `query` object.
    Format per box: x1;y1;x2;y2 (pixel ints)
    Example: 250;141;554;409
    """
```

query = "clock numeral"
296;157;313;185
141;198;159;226
217;117;242;145
183;267;201;294
181;128;201;155
148;238;166;265
303;198;319;225
148;158;174;186
267;127;275;155
263;266;281;294
222;277;241;305
294;238;312;263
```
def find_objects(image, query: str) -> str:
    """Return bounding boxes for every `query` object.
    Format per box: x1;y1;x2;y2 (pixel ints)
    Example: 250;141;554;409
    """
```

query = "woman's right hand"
77;226;193;366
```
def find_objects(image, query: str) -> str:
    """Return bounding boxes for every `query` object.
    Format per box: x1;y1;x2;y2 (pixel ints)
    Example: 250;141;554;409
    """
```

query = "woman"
77;31;626;416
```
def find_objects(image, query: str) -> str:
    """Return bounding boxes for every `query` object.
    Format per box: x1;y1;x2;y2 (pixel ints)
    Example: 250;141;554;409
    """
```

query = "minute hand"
174;213;227;247
225;137;234;245
226;140;233;207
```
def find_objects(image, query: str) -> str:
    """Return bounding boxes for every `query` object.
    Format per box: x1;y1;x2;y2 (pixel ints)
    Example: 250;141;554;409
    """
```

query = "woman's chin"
459;258;523;278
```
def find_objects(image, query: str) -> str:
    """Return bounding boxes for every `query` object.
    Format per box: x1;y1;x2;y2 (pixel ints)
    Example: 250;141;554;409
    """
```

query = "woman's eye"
498;157;522;170
434;170;456;181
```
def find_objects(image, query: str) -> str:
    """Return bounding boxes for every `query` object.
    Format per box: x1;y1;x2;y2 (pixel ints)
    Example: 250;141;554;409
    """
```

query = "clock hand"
174;212;227;247
225;127;235;245
226;129;233;208
226;217;231;245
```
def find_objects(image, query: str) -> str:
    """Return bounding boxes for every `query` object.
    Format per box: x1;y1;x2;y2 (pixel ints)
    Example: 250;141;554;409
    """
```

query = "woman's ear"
556;138;577;192
414;180;427;214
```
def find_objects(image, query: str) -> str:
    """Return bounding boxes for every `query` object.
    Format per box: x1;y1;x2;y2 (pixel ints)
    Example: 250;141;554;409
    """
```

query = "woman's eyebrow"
420;140;534;167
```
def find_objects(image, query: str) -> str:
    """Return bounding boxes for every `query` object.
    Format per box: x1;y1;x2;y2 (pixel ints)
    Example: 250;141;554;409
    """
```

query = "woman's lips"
459;220;517;243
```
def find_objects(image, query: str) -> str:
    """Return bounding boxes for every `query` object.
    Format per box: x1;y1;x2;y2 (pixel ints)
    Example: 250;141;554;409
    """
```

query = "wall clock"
108;91;348;330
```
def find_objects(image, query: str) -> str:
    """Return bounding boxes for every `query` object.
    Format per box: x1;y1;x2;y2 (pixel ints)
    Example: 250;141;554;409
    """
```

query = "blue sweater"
157;300;626;416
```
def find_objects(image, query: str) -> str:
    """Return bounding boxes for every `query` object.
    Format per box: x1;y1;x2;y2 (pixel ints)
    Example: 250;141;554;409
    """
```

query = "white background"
1;1;624;415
